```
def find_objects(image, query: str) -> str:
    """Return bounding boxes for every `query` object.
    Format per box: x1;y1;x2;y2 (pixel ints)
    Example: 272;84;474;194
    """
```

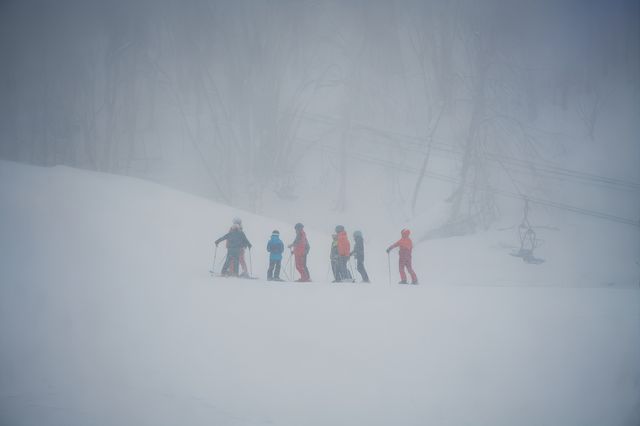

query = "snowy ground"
1;161;639;426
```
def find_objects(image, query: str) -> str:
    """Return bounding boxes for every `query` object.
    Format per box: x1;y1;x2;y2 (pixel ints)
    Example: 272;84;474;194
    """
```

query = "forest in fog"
1;3;639;425
1;0;638;232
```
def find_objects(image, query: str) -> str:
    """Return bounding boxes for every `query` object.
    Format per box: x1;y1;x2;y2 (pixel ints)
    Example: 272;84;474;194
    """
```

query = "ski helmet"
233;217;242;225
272;230;280;235
353;230;362;238
335;225;345;233
294;223;304;230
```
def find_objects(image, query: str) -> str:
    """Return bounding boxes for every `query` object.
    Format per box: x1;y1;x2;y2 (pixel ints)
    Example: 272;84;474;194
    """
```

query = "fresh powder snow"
1;161;638;426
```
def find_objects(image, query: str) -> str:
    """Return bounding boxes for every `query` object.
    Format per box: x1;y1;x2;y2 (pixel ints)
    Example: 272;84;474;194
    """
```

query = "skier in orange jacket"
386;229;418;285
334;225;353;282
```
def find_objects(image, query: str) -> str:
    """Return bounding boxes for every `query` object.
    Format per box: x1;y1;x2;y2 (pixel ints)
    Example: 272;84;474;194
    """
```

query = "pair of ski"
209;271;259;280
209;271;297;282
264;277;312;283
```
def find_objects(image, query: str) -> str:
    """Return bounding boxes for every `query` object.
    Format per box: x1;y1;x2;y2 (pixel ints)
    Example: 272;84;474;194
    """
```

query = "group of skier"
264;222;311;282
329;225;368;283
213;218;419;285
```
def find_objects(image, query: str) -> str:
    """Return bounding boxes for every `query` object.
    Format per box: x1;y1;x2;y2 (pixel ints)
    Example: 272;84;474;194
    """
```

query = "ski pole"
282;252;292;281
211;244;218;274
248;247;253;278
219;252;227;271
387;251;391;286
348;258;356;282
291;251;295;280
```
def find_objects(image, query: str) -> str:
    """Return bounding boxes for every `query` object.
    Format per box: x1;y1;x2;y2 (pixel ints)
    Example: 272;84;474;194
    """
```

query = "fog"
1;2;640;425
1;0;638;234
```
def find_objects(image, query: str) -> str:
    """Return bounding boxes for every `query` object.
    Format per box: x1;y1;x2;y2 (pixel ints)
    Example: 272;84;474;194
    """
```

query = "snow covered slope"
1;161;639;426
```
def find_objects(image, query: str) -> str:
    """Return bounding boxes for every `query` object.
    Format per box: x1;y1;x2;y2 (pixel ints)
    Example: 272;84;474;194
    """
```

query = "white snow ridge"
0;161;639;426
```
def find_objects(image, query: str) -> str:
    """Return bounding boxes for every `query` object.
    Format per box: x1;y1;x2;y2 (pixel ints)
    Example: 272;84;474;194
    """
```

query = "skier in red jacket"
386;229;418;284
288;222;311;282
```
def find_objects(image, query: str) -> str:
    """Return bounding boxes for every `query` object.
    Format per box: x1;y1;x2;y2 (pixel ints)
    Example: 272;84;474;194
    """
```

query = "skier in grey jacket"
350;230;370;283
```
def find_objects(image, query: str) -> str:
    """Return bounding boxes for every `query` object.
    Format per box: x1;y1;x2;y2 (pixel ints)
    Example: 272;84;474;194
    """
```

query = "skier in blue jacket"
266;230;284;281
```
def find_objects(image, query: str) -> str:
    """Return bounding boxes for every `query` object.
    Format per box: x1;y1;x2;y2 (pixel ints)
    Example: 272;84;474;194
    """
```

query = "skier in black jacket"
350;230;370;283
215;224;252;277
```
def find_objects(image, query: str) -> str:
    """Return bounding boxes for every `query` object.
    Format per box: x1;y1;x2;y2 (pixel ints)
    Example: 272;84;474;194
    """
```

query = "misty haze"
0;1;639;425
